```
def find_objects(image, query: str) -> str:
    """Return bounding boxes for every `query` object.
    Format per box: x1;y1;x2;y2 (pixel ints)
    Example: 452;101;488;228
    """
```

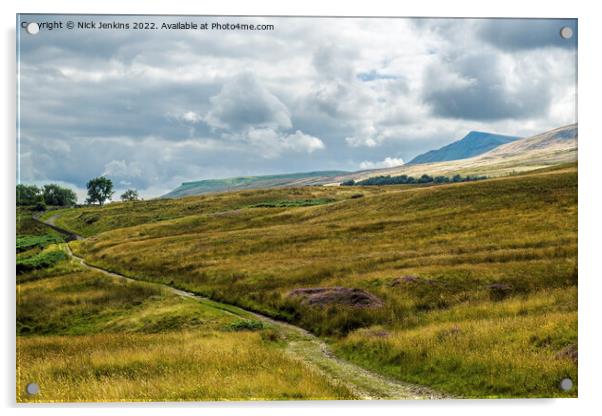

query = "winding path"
34;213;449;400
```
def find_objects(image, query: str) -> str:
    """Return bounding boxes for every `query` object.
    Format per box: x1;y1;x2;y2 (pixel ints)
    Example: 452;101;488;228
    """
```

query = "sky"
17;16;577;199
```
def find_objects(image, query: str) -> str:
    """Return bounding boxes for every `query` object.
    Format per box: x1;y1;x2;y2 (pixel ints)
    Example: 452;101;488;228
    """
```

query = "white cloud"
359;157;405;170
247;128;325;159
284;130;325;153
180;111;202;124
18;16;577;197
345;136;378;148
205;72;292;131
103;160;143;179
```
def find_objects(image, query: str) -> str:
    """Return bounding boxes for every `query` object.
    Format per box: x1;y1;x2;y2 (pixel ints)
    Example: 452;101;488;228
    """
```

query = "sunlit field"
16;249;353;402
37;165;578;398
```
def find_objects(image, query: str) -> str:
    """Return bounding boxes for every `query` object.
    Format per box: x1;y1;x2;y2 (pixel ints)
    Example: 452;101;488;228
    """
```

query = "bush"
224;319;265;331
16;250;67;274
343;174;487;187
16;234;64;253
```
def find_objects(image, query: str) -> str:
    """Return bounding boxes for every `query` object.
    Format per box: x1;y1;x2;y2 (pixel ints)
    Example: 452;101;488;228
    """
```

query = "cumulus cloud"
205;72;292;131
17;15;577;197
102;160;144;185
179;111;203;124
477;19;577;51
422;51;552;121
359;157;405;170
345;136;378;148
247;128;325;159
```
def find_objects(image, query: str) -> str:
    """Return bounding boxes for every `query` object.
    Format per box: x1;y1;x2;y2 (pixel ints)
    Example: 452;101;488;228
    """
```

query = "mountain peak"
408;131;521;165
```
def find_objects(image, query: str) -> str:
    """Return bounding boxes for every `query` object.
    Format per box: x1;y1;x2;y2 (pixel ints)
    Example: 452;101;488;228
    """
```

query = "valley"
18;161;577;400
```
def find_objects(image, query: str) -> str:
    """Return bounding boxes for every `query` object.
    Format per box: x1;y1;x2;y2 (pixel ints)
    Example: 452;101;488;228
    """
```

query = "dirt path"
40;215;449;400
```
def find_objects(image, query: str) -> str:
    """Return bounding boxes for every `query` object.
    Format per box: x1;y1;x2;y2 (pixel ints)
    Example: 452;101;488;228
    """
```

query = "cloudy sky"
17;16;577;199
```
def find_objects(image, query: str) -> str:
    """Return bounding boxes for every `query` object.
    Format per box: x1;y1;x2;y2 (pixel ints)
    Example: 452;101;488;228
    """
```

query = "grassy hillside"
43;186;380;237
164;170;348;198
331;124;577;184
17;207;61;237
17;245;353;402
408;131;520;164
60;166;577;398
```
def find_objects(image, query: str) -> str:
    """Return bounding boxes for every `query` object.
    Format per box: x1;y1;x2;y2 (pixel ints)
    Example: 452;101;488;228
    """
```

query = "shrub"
16;250;67;274
16;234;64;252
224;319;265;331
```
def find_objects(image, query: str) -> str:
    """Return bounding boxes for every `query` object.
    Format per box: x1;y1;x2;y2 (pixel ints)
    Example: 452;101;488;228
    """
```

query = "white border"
2;1;600;415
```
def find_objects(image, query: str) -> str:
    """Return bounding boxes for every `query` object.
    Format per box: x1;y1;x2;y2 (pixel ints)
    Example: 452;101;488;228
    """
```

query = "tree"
86;176;114;206
120;189;140;202
42;184;77;206
16;184;41;206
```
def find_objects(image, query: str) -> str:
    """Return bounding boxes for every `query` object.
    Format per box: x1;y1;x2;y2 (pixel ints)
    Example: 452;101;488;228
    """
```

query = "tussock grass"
17;250;353;402
336;291;577;398
37;168;578;397
17;331;353;402
44;187;376;237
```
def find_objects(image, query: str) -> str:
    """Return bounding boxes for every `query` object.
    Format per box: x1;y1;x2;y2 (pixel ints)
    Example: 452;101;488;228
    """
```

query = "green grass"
29;167;578;398
17;207;61;237
16;249;67;274
43;187;380;237
224;319;266;331
248;198;335;208
17;234;64;252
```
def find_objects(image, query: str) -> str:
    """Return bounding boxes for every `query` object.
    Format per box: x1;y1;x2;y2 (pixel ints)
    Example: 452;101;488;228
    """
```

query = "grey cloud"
478;19;577;51
423;52;551;121
17;15;577;197
205;73;292;131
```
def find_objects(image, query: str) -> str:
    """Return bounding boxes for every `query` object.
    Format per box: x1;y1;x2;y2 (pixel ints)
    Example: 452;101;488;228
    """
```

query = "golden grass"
336;288;577;398
30;167;578;398
18;331;353;402
17;253;353;402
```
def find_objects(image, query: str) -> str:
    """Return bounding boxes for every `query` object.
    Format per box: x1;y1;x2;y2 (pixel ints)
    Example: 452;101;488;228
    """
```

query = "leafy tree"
42;184;77;206
86;176;114;206
418;174;433;184
341;180;355;186
120;189;141;202
16;184;41;206
350;173;486;187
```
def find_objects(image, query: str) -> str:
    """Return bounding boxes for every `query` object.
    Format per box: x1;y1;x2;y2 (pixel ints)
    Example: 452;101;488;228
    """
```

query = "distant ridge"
164;124;576;198
163;170;348;198
408;131;521;164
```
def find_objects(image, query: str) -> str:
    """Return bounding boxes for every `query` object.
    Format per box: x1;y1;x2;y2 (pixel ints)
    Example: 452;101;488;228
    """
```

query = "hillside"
54;167;577;398
162;124;576;197
408;131;520;164
331;124;577;184
163;170;348;198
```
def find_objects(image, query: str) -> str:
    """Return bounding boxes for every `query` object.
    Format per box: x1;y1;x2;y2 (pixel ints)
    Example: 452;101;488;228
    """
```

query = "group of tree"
120;188;141;202
17;184;77;210
17;176;141;209
341;173;487;187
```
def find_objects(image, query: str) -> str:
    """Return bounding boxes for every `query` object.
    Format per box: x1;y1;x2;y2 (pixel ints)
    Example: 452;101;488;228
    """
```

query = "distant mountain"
480;124;577;158
164;124;577;198
408;131;521;164
330;124;577;184
163;170;348;198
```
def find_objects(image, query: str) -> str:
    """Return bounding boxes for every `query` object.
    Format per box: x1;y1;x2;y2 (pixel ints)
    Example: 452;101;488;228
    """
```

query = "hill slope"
164;170;348;198
408;131;521;164
331;124;577;184
64;167;577;398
